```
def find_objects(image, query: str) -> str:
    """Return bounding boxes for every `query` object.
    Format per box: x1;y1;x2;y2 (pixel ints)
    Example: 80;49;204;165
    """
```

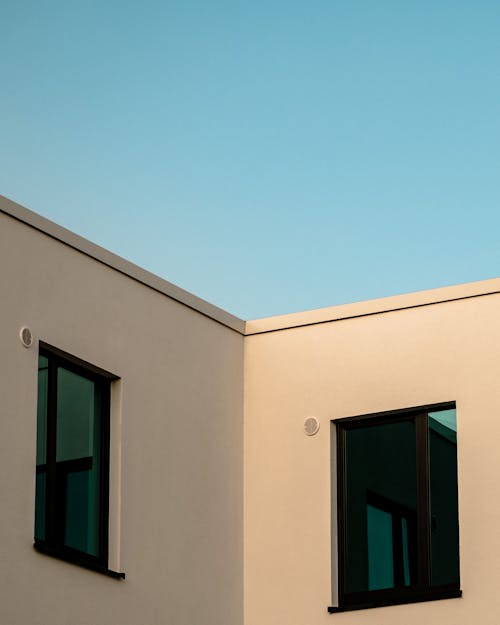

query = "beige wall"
244;291;500;625
4;196;500;625
0;211;244;625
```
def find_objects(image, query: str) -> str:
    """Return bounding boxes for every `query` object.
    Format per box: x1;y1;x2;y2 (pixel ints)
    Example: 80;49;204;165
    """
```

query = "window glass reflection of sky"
429;409;456;433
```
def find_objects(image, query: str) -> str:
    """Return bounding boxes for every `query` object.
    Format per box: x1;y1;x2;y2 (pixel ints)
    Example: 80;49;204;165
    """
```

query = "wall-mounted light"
19;326;33;348
304;416;320;436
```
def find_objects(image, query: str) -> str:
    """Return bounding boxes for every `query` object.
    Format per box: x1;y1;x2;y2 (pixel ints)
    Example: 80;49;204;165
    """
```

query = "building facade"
2;194;499;624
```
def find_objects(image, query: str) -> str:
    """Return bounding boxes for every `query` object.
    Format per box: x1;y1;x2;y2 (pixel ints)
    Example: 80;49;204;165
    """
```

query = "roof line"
0;195;246;335
244;288;500;335
3;194;500;337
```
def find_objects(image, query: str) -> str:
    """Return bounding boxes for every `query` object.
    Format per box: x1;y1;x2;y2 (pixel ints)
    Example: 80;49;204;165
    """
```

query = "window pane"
401;517;411;586
36;355;48;464
34;472;46;541
34;355;48;540
65;470;92;553
344;420;417;593
56;367;102;556
56;368;94;462
428;409;460;586
367;504;394;590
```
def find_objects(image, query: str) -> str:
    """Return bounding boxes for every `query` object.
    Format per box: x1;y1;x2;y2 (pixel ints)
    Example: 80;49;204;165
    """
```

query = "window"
330;403;460;612
34;343;121;577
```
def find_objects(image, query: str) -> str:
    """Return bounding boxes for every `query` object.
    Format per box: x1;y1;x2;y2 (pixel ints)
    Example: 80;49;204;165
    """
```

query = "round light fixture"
19;326;33;348
304;416;320;436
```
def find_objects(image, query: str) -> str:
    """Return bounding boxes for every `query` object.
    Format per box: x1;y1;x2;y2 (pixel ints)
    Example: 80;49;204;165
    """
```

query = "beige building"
1;194;498;624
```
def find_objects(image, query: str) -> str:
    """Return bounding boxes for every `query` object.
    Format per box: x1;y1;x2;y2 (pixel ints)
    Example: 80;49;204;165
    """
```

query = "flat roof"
3;194;500;336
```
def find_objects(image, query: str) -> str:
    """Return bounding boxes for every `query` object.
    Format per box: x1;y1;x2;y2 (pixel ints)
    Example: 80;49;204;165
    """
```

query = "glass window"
333;404;460;611
34;345;113;571
428;409;459;587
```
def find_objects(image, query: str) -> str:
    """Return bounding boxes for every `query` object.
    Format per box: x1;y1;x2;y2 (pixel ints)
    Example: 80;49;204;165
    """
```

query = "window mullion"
415;412;431;590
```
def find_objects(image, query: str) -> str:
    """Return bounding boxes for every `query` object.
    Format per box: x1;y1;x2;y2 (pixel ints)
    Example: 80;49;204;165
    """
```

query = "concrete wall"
0;208;244;625
244;287;500;625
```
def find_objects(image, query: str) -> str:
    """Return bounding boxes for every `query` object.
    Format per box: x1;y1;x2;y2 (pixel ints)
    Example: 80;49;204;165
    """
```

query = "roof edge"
245;277;500;335
4;194;499;336
0;194;246;334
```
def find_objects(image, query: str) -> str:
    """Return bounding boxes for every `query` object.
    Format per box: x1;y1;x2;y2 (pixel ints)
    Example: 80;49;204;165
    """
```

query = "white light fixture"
19;326;33;348
304;416;320;436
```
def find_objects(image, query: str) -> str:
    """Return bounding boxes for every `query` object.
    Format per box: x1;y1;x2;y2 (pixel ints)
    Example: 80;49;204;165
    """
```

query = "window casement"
34;343;123;578
330;403;460;612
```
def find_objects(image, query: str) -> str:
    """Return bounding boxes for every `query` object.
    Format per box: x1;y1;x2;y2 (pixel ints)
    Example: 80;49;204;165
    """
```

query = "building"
1;193;499;625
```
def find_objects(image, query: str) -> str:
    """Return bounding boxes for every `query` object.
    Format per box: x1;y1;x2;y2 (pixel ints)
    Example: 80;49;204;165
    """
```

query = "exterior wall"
4;195;500;625
0;210;244;625
244;291;500;625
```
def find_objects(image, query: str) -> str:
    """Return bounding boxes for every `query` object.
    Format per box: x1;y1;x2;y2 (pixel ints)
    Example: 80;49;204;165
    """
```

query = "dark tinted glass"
344;420;417;593
35;355;48;540
428;409;460;586
56;367;102;556
35;351;107;561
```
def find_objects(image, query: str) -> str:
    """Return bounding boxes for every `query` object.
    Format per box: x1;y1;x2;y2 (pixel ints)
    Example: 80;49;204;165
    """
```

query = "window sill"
328;587;462;612
34;542;125;580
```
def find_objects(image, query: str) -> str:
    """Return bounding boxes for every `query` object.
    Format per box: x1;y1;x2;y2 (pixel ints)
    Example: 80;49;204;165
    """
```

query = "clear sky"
1;1;499;319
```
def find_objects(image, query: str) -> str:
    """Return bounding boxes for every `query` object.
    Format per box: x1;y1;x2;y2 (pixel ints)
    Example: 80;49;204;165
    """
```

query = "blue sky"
1;1;499;319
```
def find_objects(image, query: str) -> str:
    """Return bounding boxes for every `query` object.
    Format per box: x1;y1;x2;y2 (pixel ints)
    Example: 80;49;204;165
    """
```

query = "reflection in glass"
56;368;102;556
35;355;48;540
34;473;46;541
367;504;394;590
34;356;103;558
429;409;459;586
345;420;417;593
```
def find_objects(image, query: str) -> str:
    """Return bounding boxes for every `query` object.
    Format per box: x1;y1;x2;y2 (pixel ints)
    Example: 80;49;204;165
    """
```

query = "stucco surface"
3;196;500;625
0;211;244;625
244;291;500;625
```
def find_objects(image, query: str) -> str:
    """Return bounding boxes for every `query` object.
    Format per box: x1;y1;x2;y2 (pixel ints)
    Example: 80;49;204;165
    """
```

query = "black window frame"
329;402;461;612
34;342;124;579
